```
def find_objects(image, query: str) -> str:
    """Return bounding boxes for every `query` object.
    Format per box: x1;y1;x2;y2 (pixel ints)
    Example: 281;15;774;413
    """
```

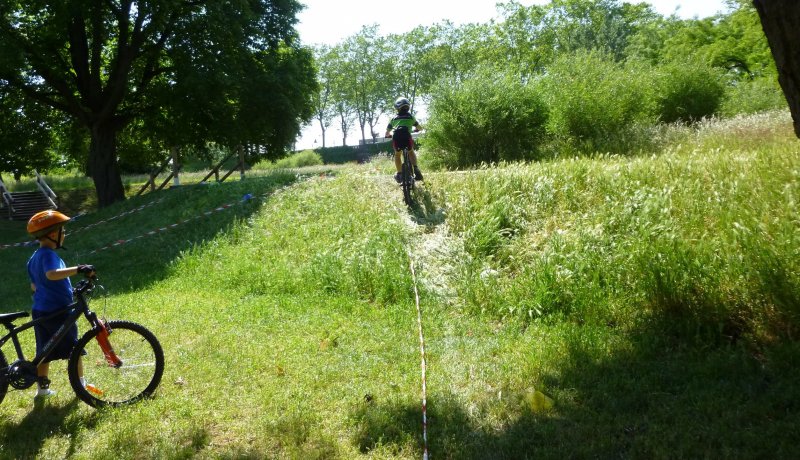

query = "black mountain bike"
0;274;164;407
399;146;415;206
387;126;420;206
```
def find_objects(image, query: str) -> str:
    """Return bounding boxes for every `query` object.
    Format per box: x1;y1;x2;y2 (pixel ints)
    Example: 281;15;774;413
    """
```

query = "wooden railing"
136;147;182;196
0;178;14;220
137;145;248;197
200;146;247;184
34;170;58;209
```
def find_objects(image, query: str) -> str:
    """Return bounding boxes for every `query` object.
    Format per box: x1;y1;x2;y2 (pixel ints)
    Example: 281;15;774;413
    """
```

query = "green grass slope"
0;111;797;458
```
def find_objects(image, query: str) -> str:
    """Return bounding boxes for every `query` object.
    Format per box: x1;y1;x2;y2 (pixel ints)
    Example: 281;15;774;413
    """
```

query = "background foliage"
0;0;315;206
425;69;549;168
0;0;790;184
309;0;785;169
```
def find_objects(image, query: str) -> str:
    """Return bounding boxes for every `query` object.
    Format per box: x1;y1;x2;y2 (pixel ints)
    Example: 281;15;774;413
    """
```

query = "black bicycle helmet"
394;97;410;111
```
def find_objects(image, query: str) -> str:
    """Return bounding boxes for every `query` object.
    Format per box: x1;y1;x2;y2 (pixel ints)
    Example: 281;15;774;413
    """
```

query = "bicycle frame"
0;280;107;368
0;308;84;366
0;277;162;408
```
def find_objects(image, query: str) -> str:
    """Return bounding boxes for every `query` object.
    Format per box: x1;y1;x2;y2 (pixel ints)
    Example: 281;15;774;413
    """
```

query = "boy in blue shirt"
26;210;95;399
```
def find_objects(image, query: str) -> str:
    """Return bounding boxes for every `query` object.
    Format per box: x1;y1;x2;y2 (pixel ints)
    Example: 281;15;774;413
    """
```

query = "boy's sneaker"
414;169;424;181
35;376;54;400
33;388;56;405
394;173;402;183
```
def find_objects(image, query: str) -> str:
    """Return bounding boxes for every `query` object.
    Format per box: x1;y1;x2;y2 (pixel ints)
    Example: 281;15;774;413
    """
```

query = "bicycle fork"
95;320;122;368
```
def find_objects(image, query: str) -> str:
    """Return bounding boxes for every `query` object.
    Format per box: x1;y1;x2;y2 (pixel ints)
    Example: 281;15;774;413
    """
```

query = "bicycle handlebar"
73;276;97;295
386;128;421;137
77;264;95;275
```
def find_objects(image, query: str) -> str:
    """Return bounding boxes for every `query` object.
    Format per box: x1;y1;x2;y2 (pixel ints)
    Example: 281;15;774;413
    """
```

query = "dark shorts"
33;309;79;362
392;129;414;151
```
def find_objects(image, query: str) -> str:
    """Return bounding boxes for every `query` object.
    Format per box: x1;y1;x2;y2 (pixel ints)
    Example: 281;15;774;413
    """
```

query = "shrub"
541;50;655;154
255;149;323;169
652;58;727;123
315;146;362;164
289;149;324;167
720;76;787;117
424;68;549;169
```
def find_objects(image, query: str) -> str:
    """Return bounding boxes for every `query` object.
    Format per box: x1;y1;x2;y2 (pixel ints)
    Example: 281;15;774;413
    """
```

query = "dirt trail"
370;171;467;304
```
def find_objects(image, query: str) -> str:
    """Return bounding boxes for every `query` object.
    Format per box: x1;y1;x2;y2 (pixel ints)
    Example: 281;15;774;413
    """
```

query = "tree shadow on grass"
0;398;100;458
350;392;566;458
350;396;429;456
525;331;800;458
351;333;800;459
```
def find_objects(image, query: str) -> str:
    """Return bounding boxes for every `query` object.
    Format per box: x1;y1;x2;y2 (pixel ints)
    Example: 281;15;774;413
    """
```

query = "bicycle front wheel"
68;320;164;407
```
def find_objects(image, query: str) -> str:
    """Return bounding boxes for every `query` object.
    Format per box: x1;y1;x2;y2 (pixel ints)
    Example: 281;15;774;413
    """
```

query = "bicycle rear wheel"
0;350;8;405
401;154;414;206
68;320;164;407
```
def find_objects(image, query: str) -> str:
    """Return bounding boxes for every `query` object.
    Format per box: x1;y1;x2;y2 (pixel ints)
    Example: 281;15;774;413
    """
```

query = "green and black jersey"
387;111;420;150
387;112;420;132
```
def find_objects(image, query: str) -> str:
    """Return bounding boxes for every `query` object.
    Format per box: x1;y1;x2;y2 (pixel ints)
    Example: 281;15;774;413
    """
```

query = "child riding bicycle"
26;210;95;400
385;97;424;183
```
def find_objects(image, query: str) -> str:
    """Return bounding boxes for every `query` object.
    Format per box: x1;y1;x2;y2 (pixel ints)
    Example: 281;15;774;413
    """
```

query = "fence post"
239;145;246;180
0;177;14;220
172;146;181;186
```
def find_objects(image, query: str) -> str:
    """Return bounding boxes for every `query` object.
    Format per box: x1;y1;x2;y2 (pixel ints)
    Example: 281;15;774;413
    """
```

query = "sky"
293;0;730;149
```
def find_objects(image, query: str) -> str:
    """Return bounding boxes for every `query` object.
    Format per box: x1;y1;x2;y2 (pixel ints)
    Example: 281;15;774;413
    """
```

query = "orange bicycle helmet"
27;210;71;238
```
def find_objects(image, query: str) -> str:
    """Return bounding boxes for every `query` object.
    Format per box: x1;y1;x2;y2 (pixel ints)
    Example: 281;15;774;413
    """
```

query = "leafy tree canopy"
0;85;59;181
0;0;315;206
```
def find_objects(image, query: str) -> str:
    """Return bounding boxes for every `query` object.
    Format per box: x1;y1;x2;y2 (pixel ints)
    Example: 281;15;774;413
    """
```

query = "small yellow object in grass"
524;388;554;412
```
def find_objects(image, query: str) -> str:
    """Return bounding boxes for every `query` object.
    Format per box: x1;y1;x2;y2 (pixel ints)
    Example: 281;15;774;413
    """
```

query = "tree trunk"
88;122;126;207
754;0;800;137
317;120;327;148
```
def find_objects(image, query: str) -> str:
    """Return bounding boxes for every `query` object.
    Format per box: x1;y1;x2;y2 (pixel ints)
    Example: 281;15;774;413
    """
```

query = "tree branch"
67;8;93;105
99;0;137;120
0;15;91;120
2;75;80;119
91;2;105;98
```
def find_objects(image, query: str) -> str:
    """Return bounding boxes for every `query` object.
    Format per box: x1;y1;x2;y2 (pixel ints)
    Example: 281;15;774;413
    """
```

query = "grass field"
0;111;798;459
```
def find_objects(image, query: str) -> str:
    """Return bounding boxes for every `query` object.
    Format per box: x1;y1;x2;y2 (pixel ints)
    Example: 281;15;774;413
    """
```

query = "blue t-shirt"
27;247;73;313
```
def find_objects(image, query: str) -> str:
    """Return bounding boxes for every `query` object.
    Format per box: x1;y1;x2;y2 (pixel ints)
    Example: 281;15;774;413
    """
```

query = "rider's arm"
46;266;81;281
46;264;95;281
